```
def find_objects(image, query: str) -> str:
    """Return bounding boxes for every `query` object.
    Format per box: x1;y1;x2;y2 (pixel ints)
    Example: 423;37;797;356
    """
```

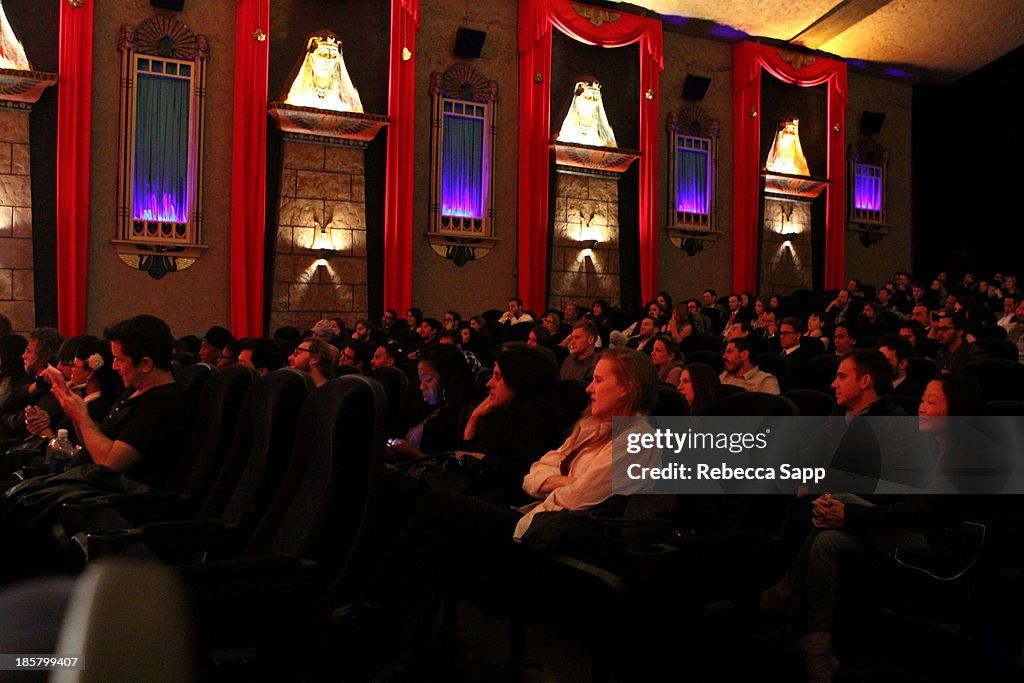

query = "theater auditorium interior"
0;0;1023;680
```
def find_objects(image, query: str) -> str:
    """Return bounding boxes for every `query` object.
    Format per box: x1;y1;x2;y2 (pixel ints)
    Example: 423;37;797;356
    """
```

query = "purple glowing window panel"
133;71;190;222
676;138;710;215
854;163;882;212
440;113;484;218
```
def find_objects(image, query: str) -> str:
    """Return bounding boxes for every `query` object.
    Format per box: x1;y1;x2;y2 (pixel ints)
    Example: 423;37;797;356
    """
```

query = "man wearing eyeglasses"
289;338;335;387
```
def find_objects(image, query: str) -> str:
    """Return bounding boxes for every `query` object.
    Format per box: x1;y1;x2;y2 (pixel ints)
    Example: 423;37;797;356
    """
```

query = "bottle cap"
57;428;69;438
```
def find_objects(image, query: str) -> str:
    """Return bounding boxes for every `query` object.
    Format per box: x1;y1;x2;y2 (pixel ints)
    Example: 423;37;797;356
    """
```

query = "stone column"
549;173;620;313
270;141;369;331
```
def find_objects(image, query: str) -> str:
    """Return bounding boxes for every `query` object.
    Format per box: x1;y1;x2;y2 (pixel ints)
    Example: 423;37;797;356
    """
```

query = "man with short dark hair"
498;297;533;325
720;337;780;394
720;294;751;338
778;317;814;390
52;315;187;488
878;334;922;399
560;320;599;382
626;316;658;355
934;313;988;374
238;337;284;377
443;310;462;331
831;349;903;418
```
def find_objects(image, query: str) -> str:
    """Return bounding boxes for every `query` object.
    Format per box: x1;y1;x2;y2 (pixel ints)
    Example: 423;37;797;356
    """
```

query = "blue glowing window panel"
676;135;711;215
133;72;190;222
440;113;484;219
853;163;882;212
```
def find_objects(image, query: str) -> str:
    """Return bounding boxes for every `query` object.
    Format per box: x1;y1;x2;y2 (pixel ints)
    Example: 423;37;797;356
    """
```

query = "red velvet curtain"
732;41;847;294
518;0;663;313
383;0;419;313
229;0;270;338
56;0;93;336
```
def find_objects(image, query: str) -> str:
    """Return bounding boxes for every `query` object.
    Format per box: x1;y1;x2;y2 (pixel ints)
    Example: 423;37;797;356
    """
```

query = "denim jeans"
789;494;930;632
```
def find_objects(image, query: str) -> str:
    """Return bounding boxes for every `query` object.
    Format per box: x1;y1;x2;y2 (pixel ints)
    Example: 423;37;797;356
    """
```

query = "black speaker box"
860;111;886;136
151;0;185;11
454;27;486;59
682;75;711;101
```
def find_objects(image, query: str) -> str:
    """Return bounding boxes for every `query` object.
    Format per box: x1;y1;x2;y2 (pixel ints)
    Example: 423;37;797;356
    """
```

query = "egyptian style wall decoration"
733;42;847;295
556;78;616;147
0;0;55;333
284;31;363;113
666;102;719;255
267;28;388;332
426;63;498;266
114;15;209;279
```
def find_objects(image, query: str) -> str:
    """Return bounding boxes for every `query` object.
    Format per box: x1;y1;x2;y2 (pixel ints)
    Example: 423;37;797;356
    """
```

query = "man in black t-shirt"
54;315;186;488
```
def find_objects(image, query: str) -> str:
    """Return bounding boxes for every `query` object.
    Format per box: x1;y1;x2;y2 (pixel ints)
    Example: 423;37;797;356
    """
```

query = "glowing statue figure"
556;78;617;148
765;118;810;176
0;0;31;71
284;31;363;113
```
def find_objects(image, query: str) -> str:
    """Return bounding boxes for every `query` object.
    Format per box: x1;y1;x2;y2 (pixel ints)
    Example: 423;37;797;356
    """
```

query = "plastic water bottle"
46;429;75;475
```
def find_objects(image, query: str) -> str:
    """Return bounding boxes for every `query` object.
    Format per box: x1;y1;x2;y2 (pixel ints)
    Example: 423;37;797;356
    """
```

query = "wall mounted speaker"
682;75;711;101
860;111;886;136
454;27;486;59
151;0;185;10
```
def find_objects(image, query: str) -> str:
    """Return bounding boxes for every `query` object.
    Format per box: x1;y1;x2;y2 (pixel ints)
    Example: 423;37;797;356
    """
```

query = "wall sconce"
311;224;337;254
579;238;599;257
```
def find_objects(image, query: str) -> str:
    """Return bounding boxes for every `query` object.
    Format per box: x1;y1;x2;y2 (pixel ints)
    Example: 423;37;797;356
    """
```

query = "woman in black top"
456;345;561;505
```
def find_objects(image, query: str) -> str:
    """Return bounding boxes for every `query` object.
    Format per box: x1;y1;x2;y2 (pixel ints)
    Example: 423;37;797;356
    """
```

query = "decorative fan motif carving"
135;15;198;59
440;63;496;103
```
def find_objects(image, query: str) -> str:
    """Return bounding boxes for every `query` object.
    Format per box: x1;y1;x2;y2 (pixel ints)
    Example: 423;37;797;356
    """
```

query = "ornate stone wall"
0;110;34;333
269;140;369;331
759;197;813;293
548;172;620;312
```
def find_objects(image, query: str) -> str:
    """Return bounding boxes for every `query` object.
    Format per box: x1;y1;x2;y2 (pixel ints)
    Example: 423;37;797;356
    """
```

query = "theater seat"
783;389;836;416
704;391;799;416
960;359;1024;401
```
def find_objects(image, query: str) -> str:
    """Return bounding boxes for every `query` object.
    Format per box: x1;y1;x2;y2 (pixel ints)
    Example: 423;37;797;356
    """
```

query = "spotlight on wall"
454;27;487;59
682;75;712;102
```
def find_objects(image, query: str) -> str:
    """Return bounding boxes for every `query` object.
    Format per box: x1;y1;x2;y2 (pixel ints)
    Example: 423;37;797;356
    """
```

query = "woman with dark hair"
386;343;474;461
656;290;673;313
646;301;669;332
651;335;685;386
591;298;613;346
455;345;562;504
806;311;831;351
760;372;986;683
677;362;720;415
0;334;28;409
459;326;492;366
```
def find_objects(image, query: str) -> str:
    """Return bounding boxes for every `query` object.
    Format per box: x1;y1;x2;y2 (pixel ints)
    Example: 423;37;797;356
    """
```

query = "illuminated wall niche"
427;64;498;266
114;16;208;279
666;103;719;255
847;137;889;246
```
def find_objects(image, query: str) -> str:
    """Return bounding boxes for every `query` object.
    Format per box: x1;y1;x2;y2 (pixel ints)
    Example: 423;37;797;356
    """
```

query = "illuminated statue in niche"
765;118;810;176
0;0;31;70
284;31;363;113
556;77;617;148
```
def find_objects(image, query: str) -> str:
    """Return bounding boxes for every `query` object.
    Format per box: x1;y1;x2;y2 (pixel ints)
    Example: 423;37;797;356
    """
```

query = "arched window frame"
666;102;719;255
114;15;208;279
426;63;498;266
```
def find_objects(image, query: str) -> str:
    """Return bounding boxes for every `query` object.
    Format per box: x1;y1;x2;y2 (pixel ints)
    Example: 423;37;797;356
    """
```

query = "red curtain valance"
383;0;419;313
732;41;847;294
518;0;663;313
